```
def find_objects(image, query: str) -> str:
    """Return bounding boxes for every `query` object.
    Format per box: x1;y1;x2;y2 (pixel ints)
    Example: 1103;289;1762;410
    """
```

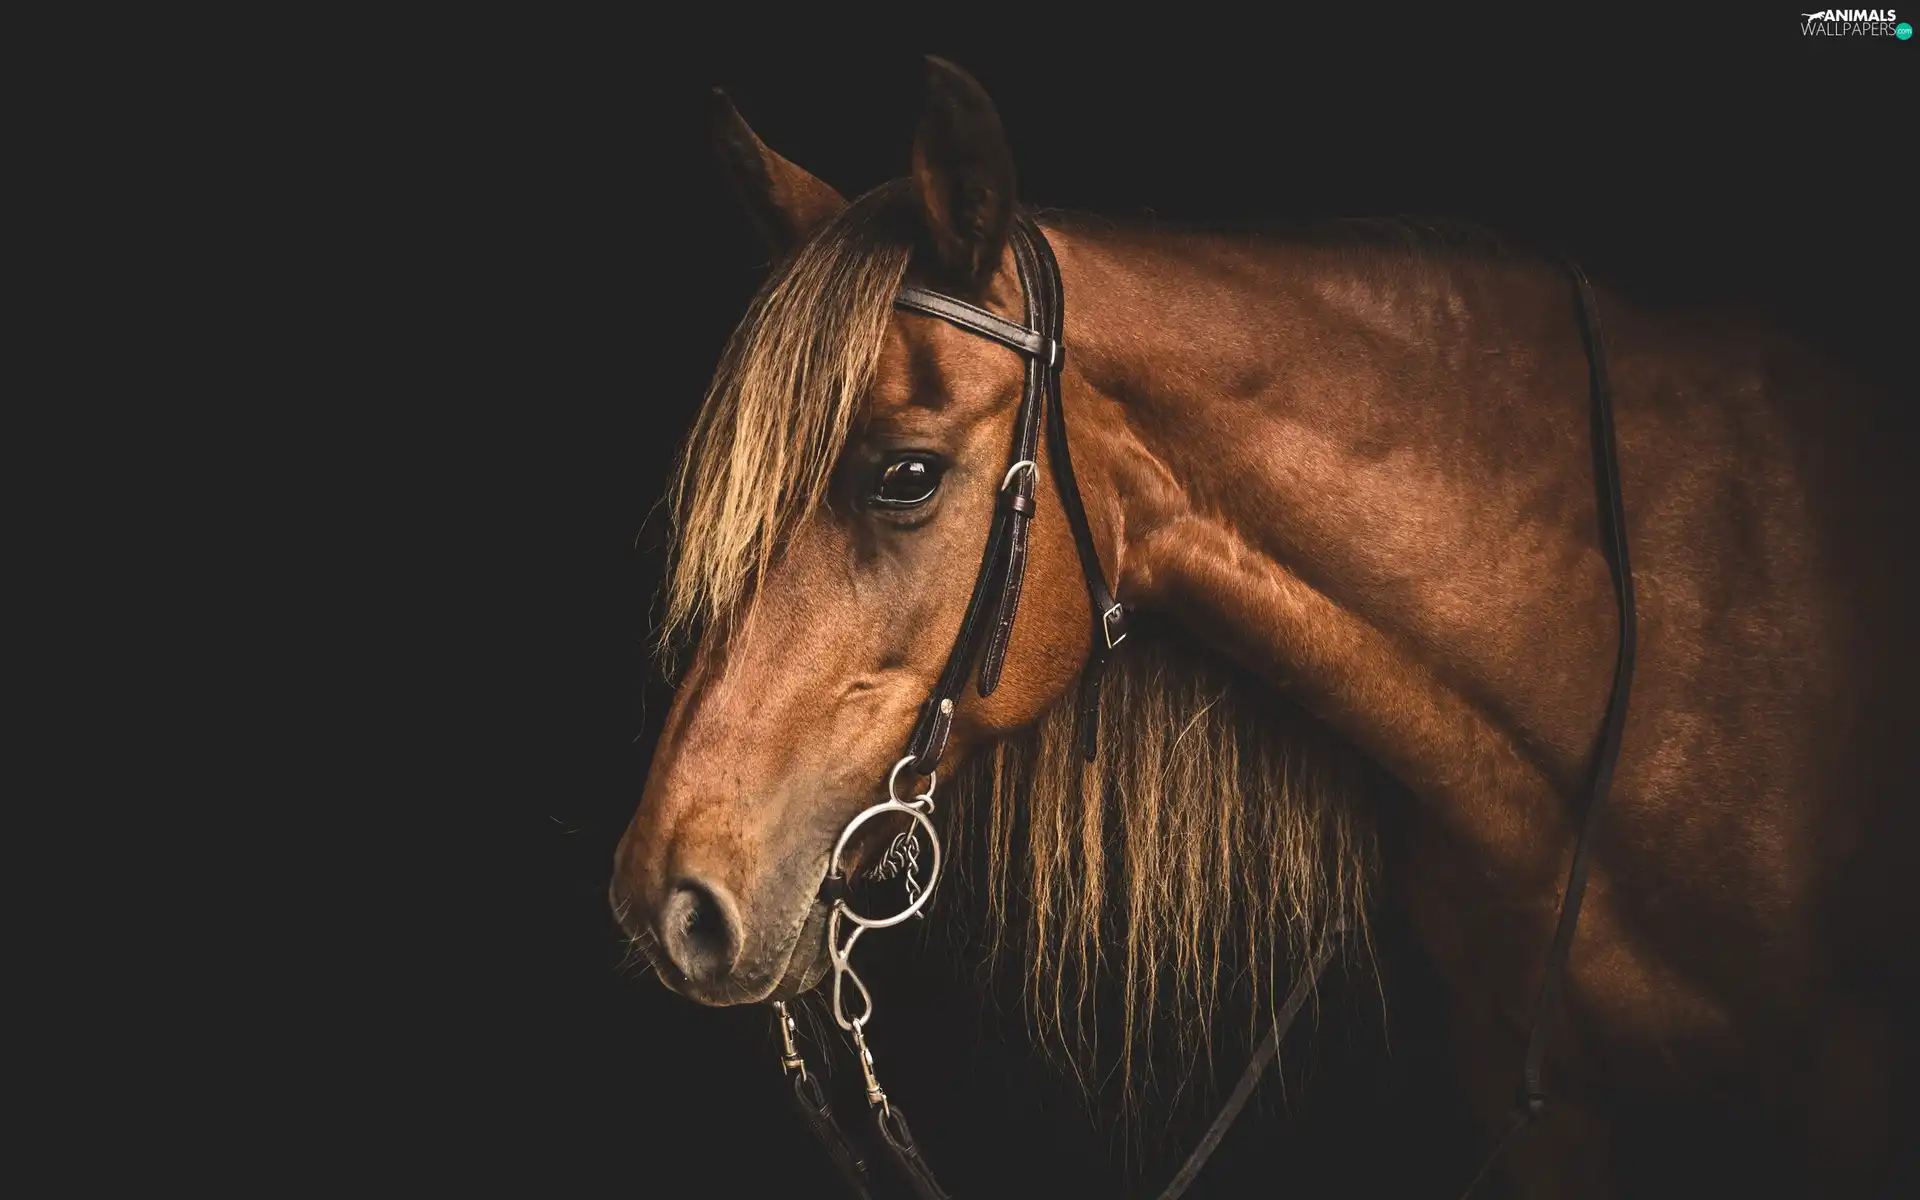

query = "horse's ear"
910;56;1016;294
709;89;846;258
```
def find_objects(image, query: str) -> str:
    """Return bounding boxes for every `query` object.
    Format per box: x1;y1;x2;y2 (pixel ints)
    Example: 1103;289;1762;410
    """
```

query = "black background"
267;17;1914;1199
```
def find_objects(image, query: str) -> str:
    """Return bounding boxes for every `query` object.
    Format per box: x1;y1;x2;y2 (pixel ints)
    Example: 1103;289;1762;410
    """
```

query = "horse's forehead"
865;315;1018;419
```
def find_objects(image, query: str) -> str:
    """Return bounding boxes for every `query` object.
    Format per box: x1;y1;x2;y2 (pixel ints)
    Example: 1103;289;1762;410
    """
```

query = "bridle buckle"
1102;602;1128;650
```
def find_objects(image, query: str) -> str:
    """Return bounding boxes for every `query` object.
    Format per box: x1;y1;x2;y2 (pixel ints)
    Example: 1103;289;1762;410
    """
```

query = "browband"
893;286;1063;370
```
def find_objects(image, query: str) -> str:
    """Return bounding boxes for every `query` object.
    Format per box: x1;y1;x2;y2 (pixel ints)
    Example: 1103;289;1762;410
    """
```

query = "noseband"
756;216;1637;1200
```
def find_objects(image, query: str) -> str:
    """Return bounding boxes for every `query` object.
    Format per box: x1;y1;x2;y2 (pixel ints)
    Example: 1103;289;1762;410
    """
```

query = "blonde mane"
662;181;1378;1108
659;181;916;661
952;630;1376;1110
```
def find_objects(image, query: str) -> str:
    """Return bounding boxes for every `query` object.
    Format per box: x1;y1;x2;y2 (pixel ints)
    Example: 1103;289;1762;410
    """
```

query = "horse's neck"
1049;222;1621;870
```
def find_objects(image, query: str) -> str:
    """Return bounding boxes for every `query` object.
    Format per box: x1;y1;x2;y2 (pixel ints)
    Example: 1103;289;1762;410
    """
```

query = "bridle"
770;214;1119;1199
753;213;1638;1200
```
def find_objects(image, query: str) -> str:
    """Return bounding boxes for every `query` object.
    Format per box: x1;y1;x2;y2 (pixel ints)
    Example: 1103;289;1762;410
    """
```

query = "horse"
611;57;1913;1197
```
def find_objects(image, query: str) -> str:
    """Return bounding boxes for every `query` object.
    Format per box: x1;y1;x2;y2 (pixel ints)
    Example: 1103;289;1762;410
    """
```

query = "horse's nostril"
659;878;742;986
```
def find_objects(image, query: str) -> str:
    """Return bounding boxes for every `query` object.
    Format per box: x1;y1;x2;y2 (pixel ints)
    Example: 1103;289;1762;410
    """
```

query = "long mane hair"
661;177;1379;1106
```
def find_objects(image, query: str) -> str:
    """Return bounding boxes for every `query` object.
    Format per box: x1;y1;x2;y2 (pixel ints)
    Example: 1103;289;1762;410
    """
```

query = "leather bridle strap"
1027;222;1128;759
1457;259;1637;1198
893;215;1126;776
788;1070;877;1199
1151;934;1341;1200
873;1104;951;1200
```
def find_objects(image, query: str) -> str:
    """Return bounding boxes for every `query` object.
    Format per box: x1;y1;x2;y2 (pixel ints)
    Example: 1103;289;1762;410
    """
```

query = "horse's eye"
869;455;944;509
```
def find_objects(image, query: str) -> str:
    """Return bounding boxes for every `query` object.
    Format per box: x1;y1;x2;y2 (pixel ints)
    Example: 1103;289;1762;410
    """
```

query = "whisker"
619;928;665;977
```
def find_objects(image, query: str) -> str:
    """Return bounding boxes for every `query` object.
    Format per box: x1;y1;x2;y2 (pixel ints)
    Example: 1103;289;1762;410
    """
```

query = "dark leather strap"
874;1103;953;1200
790;1069;877;1199
894;286;1061;368
1456;259;1636;1198
1151;934;1340;1200
897;216;1124;775
972;229;1049;697
1025;222;1126;760
901;499;1017;772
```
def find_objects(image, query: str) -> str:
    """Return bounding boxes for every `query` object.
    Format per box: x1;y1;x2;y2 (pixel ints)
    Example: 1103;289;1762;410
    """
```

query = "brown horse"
612;58;1913;1197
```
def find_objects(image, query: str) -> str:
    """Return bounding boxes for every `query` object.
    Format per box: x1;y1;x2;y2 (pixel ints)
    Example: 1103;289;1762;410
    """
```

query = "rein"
756;218;1636;1200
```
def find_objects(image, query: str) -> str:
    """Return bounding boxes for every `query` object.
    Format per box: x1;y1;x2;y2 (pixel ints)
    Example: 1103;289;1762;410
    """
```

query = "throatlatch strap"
1456;259;1637;1199
1017;221;1123;761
